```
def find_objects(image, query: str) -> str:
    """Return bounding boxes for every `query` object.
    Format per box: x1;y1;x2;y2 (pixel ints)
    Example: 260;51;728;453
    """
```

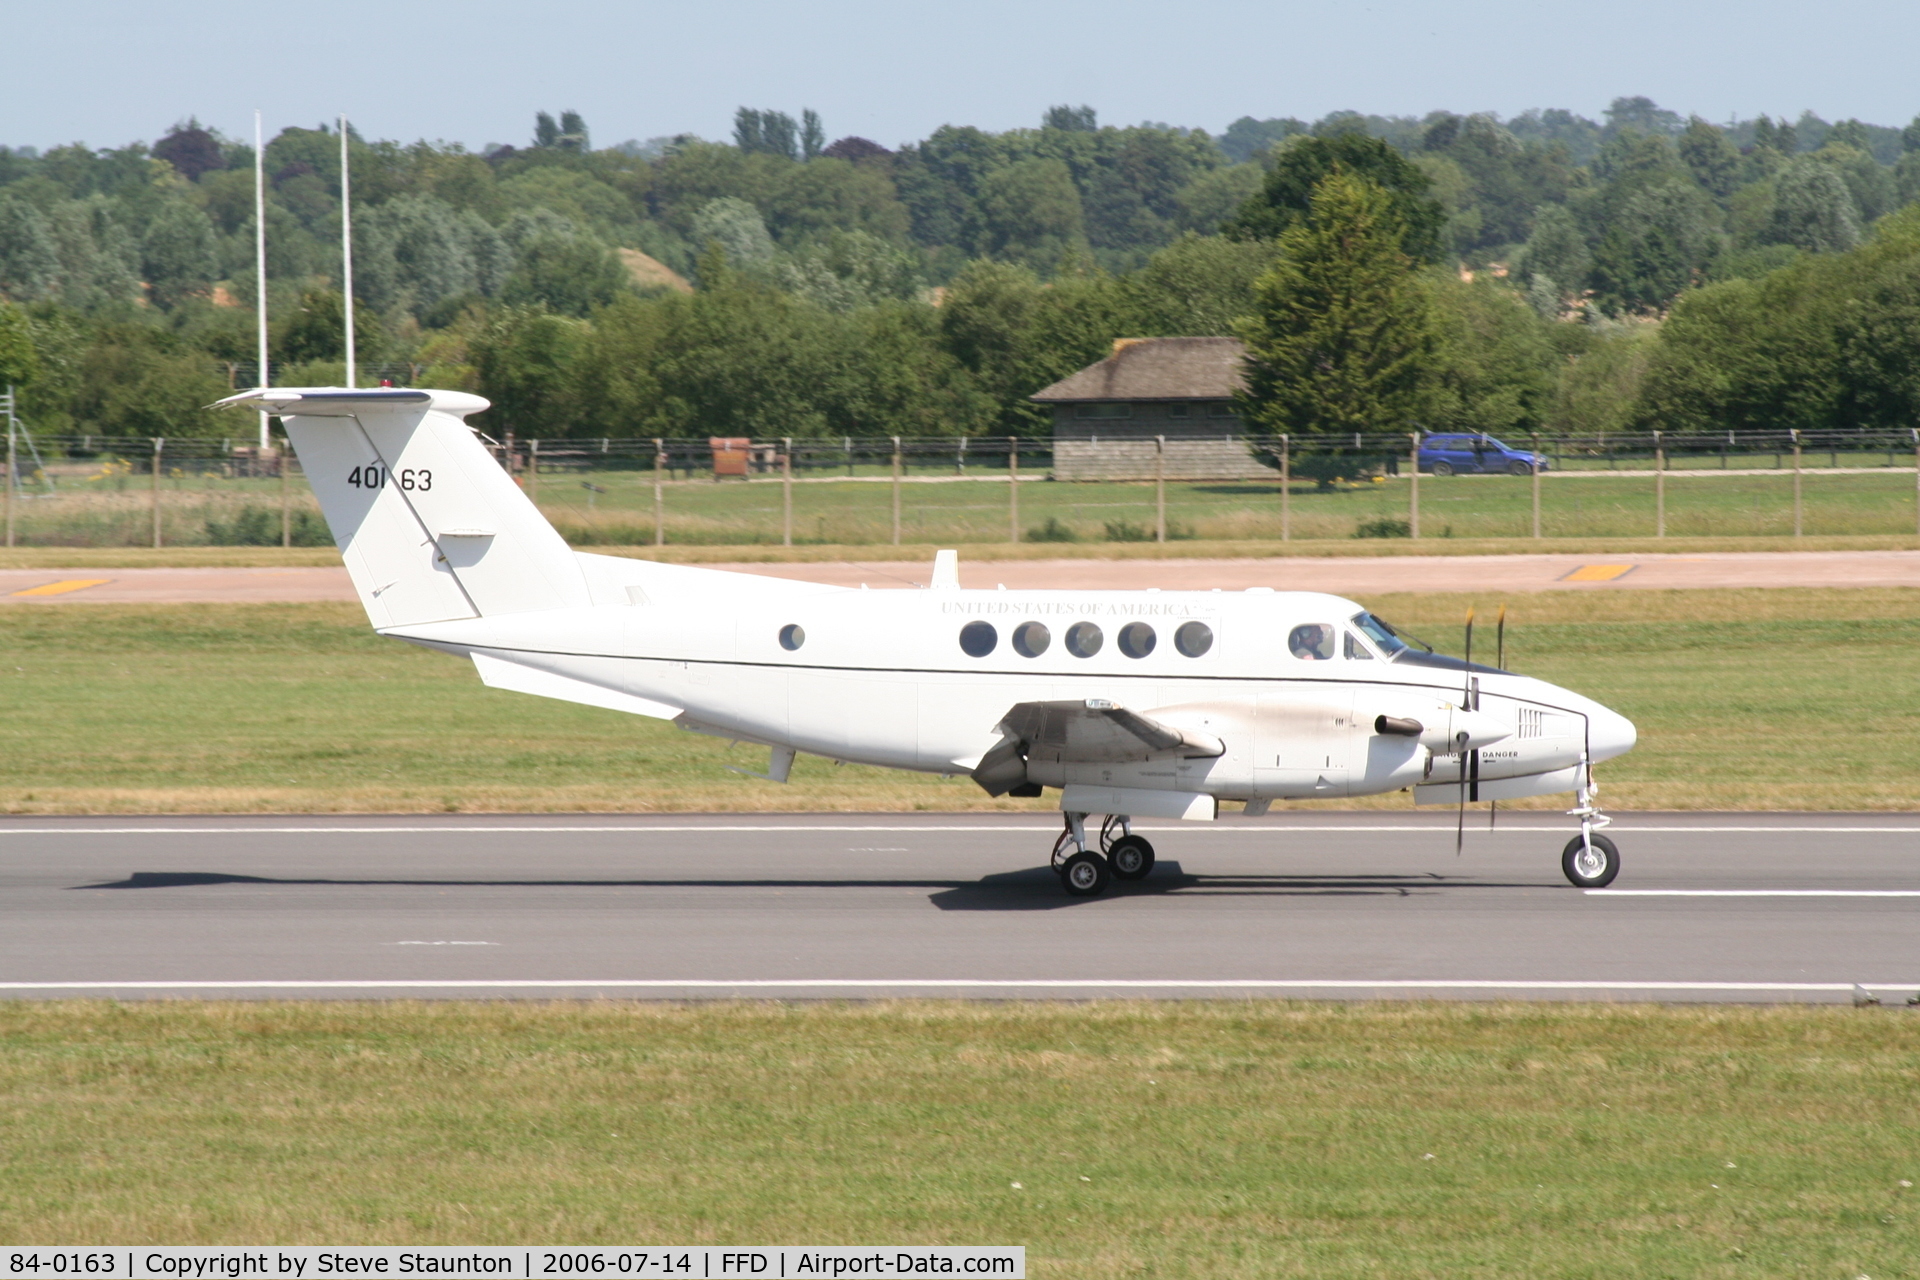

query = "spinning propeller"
1456;608;1473;855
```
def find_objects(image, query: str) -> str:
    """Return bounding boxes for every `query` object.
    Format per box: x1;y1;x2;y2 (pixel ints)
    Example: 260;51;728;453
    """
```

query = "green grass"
1;590;1916;812
2;1001;1918;1276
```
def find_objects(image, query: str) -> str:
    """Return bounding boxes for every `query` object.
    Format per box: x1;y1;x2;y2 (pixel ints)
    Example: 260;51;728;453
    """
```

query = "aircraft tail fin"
215;388;590;628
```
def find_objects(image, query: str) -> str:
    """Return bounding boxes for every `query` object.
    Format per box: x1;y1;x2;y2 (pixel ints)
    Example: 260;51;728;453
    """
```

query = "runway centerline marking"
0;978;1913;993
1589;889;1920;897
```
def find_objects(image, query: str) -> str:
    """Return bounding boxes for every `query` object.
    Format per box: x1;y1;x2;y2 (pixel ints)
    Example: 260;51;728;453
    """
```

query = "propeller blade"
1495;603;1507;671
1457;608;1474;856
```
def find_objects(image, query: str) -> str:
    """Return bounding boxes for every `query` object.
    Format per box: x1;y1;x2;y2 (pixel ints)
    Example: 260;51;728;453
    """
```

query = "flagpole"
254;109;269;448
339;114;355;388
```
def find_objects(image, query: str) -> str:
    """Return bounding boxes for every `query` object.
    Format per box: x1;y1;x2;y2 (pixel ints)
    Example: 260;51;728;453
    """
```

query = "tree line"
0;97;1917;444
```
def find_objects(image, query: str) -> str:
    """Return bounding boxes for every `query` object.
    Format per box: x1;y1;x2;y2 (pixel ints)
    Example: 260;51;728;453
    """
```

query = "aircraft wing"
1000;699;1225;763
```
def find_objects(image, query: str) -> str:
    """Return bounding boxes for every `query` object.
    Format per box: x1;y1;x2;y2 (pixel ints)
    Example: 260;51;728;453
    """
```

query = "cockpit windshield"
1350;611;1410;657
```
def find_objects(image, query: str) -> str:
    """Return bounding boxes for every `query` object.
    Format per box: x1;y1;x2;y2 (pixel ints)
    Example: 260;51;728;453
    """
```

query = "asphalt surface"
2;813;1917;1004
5;550;1920;602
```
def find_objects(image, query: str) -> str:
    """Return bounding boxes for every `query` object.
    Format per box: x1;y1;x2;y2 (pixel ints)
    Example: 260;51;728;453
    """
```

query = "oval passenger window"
1012;621;1050;657
958;621;998;657
1117;621;1156;659
1065;621;1103;658
779;624;805;651
1175;620;1213;657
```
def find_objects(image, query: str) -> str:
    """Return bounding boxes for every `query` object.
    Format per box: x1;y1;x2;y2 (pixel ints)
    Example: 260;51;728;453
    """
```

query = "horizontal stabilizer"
471;652;682;720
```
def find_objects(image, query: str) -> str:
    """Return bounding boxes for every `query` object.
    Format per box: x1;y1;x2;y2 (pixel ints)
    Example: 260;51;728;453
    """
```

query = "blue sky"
8;0;1918;152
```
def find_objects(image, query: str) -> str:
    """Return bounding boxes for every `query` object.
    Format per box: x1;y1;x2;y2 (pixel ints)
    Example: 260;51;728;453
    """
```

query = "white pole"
254;109;270;449
339;115;355;389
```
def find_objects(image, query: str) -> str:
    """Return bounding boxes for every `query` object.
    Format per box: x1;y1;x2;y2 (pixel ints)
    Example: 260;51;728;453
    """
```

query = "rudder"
218;388;589;628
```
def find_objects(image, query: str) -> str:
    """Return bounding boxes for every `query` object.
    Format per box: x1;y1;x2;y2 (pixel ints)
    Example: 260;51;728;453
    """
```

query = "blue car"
1417;433;1549;476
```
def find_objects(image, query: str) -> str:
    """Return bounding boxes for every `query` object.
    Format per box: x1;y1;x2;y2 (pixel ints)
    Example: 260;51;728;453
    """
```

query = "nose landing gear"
1050;812;1158;896
1561;756;1619;888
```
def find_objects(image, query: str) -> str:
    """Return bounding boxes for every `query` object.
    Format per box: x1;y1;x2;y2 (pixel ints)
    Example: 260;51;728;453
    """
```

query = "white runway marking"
1;824;1918;836
1589;889;1920;897
0;978;1912;993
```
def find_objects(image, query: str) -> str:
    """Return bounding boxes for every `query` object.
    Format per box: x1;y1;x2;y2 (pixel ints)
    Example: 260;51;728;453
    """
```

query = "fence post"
280;434;292;548
1913;429;1919;539
1408;432;1420;540
529;439;540;505
151;437;165;549
782;437;793;548
1008;437;1020;544
1531;431;1542;539
653;438;665;547
1280;434;1290;542
1792;430;1803;538
1154;435;1166;544
1654;430;1665;538
891;436;903;546
3;387;14;552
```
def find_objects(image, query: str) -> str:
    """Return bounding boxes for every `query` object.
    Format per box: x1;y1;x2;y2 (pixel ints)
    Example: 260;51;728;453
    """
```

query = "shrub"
206;506;332;547
1027;516;1077;542
1354;517;1411;539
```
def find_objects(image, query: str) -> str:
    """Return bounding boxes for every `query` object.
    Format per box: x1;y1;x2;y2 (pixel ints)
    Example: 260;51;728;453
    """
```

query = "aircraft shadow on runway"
72;864;1532;911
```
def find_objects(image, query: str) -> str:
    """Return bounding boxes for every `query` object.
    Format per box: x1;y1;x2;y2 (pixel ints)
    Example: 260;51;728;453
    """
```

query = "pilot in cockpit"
1288;622;1335;661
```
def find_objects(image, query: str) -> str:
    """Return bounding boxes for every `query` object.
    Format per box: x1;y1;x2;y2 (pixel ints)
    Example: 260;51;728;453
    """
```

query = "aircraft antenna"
339;115;355;389
1490;603;1506;832
254;109;269;449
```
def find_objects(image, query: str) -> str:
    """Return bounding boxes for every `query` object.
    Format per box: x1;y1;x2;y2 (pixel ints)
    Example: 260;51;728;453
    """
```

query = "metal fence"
4;428;1919;549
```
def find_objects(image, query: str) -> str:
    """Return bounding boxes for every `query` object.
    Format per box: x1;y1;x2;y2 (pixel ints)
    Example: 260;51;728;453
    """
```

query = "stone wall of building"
1051;436;1277;481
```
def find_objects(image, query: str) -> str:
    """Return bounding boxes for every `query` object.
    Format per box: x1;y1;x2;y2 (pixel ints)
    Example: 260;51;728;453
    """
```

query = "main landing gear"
1561;756;1620;888
1051;813;1156;897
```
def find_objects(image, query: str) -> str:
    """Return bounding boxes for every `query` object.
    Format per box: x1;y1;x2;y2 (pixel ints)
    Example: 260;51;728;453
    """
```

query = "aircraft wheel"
1430;461;1454;477
1060;850;1111;897
1107;834;1156;880
1562;833;1620;888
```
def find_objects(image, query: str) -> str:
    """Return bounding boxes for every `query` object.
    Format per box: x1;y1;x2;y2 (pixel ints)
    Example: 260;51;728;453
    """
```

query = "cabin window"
958;621;998;657
1065;621;1104;658
1012;621;1050;657
779;624;805;651
1175;620;1213;657
1350;611;1409;657
1288;623;1335;661
1344;630;1375;660
1117;621;1156;658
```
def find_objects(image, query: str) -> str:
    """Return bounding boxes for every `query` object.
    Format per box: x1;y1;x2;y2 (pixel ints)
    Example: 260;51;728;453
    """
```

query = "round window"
1012;621;1050;658
1117;621;1156;659
1065;621;1104;658
1175;620;1214;657
958;621;998;657
779;624;805;651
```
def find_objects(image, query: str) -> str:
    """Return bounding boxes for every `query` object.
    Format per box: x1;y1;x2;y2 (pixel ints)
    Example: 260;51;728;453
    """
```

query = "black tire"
1060;850;1111;897
1562;833;1620;888
1430;461;1454;477
1107;834;1156;880
1508;460;1532;476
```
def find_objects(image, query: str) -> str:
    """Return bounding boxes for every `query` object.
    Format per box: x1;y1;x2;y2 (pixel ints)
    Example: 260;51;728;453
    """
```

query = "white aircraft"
219;387;1636;896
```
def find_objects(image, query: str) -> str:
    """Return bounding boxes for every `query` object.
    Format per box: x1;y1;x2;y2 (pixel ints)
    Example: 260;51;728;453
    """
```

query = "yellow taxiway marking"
1561;563;1636;582
9;578;112;597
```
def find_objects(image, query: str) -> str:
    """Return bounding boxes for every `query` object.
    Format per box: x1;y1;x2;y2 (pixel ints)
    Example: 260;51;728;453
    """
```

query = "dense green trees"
4;98;1920;446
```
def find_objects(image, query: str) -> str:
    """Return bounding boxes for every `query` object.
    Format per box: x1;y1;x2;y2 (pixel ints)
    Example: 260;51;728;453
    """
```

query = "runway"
4;550;1920;602
1;814;1916;1003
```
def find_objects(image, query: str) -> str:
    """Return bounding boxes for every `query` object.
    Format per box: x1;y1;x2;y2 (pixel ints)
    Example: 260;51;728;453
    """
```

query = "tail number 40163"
348;465;431;491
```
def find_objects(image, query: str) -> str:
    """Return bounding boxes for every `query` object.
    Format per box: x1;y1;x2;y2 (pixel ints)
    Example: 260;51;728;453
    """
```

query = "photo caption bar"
5;1250;1023;1280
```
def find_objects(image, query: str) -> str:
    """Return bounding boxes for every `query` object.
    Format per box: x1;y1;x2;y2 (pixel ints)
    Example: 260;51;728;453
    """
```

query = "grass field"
9;464;1920;548
2;1000;1917;1276
1;589;1916;812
